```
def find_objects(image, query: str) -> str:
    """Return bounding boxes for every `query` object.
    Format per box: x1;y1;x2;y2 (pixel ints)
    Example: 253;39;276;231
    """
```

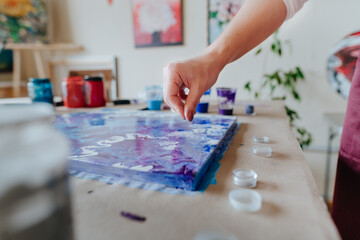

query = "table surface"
59;101;339;240
0;99;340;239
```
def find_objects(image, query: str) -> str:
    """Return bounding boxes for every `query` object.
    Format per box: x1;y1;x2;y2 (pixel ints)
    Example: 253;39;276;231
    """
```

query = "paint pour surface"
54;109;238;190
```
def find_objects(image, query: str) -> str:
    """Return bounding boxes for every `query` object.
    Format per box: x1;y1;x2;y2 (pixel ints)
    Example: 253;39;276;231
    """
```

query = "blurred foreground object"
0;103;73;240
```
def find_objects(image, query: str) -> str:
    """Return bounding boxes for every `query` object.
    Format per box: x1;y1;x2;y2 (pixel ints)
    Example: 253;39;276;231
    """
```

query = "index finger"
163;65;185;120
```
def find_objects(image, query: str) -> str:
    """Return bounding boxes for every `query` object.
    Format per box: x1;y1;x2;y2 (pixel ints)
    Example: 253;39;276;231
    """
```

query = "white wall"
51;0;360;149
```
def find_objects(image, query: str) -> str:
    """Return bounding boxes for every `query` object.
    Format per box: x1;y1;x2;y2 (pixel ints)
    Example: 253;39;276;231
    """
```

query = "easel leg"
12;50;21;97
33;50;46;78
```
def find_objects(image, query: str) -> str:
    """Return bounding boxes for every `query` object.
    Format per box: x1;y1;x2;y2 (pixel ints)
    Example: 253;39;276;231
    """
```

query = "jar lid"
228;189;262;212
29;78;50;83
65;76;83;83
232;169;257;188
84;75;103;82
252;145;272;157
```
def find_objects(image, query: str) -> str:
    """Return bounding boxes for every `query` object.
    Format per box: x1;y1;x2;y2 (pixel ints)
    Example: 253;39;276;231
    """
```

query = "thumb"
184;86;203;121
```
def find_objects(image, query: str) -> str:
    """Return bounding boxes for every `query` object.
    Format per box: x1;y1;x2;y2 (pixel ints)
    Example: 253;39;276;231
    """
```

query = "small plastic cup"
253;136;270;143
216;88;236;115
232;169;258;188
145;85;162;110
196;89;211;113
229;189;262;212
252;145;272;157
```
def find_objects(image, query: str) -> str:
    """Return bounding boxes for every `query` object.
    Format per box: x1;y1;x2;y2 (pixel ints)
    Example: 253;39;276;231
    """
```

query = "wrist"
203;47;228;77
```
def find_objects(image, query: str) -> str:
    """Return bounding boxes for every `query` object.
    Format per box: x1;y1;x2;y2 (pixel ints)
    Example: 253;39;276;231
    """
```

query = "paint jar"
216;88;237;115
27;78;54;105
0;103;73;240
196;88;211;113
84;76;106;108
62;76;85;108
246;104;255;115
145;85;162;110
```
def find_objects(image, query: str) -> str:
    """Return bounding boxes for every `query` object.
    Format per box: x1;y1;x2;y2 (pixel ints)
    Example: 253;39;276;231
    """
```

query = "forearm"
205;0;287;70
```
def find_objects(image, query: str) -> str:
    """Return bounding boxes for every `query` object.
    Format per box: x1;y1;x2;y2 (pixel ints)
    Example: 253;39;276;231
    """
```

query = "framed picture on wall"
0;0;48;43
208;0;245;45
132;0;183;48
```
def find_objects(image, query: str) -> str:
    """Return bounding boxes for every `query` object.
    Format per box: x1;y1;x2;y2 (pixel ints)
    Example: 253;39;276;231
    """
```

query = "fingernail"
186;111;193;121
189;112;194;121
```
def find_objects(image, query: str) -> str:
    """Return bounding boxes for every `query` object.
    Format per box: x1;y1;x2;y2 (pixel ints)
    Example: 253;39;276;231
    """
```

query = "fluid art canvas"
327;31;360;98
54;109;238;191
0;0;48;43
132;0;183;47
208;0;245;44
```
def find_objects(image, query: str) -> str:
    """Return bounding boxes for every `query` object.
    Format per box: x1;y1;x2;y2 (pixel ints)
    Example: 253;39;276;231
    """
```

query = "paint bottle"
245;105;255;115
196;88;211;113
145;85;162;110
27;78;54;105
84;76;106;108
62;76;85;108
0;103;73;239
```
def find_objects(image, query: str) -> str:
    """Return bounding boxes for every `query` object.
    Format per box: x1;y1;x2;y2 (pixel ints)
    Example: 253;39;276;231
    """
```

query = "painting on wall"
208;0;245;44
327;31;360;99
54;109;238;191
132;0;183;48
0;0;48;43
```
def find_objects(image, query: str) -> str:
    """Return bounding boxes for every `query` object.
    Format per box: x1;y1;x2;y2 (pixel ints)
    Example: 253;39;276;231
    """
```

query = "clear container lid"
228;189;262;212
232;169;257;188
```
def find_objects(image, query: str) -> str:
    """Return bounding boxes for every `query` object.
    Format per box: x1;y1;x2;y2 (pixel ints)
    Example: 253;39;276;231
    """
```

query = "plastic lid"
65;76;83;83
253;136;270;143
228;189;262;212
29;78;50;83
252;145;272;158
84;75;103;81
232;169;257;188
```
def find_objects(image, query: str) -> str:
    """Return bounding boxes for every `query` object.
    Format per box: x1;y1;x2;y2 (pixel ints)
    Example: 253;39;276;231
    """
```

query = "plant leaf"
244;81;251;92
255;48;262;55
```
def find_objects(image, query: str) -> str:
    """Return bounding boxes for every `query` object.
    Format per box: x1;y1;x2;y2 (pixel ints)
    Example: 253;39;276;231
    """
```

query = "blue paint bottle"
196;88;211;113
246;105;255;115
27;78;54;104
196;102;209;113
147;100;162;110
145;85;162;110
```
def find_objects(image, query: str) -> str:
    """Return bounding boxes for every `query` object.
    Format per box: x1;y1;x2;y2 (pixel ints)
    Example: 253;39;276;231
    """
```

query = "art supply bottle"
62;76;85;108
216;88;237;115
145;85;163;110
84;75;106;108
27;78;54;105
196;88;211;113
0;103;73;239
246;105;255;115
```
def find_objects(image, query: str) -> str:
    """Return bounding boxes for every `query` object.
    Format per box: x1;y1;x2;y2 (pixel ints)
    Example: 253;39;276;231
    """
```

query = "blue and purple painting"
54;109;238;191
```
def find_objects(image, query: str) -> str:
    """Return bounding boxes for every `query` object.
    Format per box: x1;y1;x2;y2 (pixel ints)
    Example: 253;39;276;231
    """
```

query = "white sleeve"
282;0;307;19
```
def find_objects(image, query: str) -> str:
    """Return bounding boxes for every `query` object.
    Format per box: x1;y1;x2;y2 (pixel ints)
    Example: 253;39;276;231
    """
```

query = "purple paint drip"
120;211;146;222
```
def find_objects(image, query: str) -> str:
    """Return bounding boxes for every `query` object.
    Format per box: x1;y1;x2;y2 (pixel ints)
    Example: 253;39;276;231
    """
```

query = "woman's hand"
163;0;287;121
163;53;224;121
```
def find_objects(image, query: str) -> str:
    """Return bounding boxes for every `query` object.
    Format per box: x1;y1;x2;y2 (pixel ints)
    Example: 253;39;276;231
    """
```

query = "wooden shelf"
5;43;83;51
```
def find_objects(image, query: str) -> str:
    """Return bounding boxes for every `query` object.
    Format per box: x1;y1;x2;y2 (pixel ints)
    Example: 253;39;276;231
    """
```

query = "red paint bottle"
62;76;85;108
84;76;106;107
